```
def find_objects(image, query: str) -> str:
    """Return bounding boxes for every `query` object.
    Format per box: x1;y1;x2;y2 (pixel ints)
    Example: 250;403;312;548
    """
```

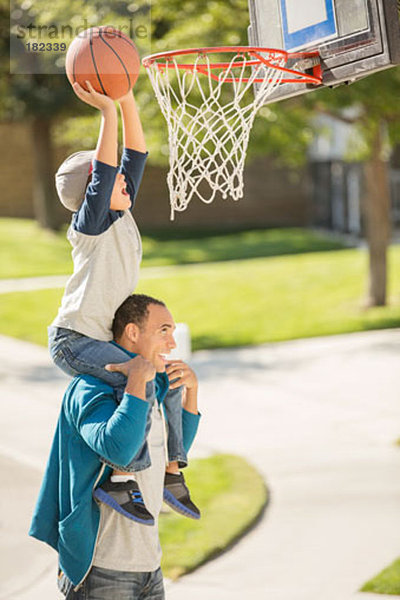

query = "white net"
145;50;288;219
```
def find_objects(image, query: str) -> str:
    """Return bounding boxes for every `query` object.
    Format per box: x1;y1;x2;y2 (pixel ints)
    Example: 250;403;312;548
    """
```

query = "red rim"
142;46;322;85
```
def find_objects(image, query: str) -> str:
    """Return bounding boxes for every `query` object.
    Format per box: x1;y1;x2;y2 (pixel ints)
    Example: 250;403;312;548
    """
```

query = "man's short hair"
112;293;166;340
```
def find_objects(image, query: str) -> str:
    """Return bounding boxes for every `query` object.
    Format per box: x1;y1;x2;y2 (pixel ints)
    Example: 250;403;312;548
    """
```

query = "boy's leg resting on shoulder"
48;326;128;387
163;385;188;468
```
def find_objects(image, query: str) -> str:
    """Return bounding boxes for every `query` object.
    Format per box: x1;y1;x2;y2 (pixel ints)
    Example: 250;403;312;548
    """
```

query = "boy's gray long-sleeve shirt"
52;148;147;341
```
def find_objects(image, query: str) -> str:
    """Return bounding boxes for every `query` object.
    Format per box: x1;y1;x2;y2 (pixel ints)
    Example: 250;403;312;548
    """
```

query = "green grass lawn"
361;557;400;595
1;246;400;349
159;454;268;579
0;220;73;278
0;217;345;278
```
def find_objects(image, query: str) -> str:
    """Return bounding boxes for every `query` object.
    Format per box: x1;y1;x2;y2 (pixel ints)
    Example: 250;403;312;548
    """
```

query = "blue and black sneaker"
94;479;154;526
163;472;201;520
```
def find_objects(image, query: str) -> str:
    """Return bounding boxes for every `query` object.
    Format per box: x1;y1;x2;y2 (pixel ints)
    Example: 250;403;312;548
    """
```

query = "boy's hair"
55;150;95;212
112;294;166;340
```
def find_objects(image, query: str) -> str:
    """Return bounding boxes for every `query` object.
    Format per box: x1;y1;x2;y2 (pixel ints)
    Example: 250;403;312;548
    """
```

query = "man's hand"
105;355;156;381
165;360;198;391
72;80;115;112
106;356;156;401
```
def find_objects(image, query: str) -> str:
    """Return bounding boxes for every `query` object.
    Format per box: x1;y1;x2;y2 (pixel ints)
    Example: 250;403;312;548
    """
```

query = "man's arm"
105;354;155;399
74;357;156;467
74;382;149;468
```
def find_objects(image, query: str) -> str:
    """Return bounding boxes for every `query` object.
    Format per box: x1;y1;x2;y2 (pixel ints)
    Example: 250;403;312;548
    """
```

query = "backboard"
248;0;400;102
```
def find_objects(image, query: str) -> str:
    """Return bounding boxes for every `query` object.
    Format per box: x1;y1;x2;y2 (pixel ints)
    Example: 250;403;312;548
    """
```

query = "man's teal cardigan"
29;371;200;588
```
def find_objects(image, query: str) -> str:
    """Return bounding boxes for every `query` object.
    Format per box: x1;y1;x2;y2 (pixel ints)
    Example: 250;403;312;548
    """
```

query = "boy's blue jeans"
48;326;187;472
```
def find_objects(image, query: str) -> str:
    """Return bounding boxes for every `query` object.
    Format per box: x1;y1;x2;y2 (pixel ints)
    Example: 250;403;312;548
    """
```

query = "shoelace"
129;490;145;505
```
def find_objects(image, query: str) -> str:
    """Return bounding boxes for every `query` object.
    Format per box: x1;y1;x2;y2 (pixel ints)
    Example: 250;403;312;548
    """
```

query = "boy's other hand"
72;80;115;112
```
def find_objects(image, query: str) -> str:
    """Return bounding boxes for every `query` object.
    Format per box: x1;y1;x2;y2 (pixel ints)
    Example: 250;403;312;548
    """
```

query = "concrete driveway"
1;329;400;600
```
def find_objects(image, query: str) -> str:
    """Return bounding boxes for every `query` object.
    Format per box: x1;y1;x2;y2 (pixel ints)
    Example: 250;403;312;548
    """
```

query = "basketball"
65;27;140;100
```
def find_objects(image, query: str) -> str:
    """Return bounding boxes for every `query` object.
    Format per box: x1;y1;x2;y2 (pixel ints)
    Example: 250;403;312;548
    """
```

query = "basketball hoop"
142;46;321;219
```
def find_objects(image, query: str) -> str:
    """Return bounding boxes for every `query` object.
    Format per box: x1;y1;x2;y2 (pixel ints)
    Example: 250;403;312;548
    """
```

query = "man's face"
134;304;177;371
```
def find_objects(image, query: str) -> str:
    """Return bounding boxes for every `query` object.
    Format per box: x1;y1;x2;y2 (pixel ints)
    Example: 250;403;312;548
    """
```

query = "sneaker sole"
93;488;155;526
163;489;201;520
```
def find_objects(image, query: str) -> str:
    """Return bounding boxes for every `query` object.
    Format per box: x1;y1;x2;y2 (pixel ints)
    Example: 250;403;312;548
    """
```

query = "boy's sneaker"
94;479;154;526
163;472;201;520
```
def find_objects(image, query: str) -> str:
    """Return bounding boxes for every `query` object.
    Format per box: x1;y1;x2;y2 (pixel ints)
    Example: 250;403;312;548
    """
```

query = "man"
29;294;201;599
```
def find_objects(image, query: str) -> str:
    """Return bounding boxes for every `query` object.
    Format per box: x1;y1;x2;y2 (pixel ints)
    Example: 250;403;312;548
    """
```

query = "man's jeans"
48;326;187;471
66;566;164;600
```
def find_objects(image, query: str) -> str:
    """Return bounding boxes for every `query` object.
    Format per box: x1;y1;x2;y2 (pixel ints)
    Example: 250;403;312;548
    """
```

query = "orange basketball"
65;27;140;100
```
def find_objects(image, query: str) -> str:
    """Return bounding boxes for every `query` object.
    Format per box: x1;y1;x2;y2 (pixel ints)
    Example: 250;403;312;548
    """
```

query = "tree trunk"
362;123;391;306
31;116;62;230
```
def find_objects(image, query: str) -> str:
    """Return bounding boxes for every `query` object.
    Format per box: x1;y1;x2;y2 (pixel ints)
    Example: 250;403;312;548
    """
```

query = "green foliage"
159;454;267;579
1;0;151;121
304;66;400;160
249;102;314;166
150;0;249;49
1;3;80;121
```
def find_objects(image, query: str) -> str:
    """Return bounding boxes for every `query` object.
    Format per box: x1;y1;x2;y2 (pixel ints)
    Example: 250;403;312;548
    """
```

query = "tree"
304;68;400;306
0;3;82;229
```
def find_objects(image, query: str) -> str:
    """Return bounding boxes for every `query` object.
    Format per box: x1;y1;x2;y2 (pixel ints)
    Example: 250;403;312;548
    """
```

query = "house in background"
309;114;400;234
0;122;312;231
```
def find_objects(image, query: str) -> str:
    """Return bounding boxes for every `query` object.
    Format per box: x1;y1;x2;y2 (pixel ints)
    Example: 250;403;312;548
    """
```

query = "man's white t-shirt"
93;403;167;571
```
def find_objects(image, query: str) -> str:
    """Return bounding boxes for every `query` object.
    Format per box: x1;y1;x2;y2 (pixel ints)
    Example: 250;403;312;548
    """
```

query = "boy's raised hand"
116;89;134;105
72;80;115;112
117;88;146;153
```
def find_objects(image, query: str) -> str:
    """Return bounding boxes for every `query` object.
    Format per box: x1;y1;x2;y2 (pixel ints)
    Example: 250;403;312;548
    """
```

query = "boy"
48;79;200;525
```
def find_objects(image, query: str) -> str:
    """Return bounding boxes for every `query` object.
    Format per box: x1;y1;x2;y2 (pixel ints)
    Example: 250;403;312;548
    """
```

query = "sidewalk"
0;263;234;294
1;330;400;600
